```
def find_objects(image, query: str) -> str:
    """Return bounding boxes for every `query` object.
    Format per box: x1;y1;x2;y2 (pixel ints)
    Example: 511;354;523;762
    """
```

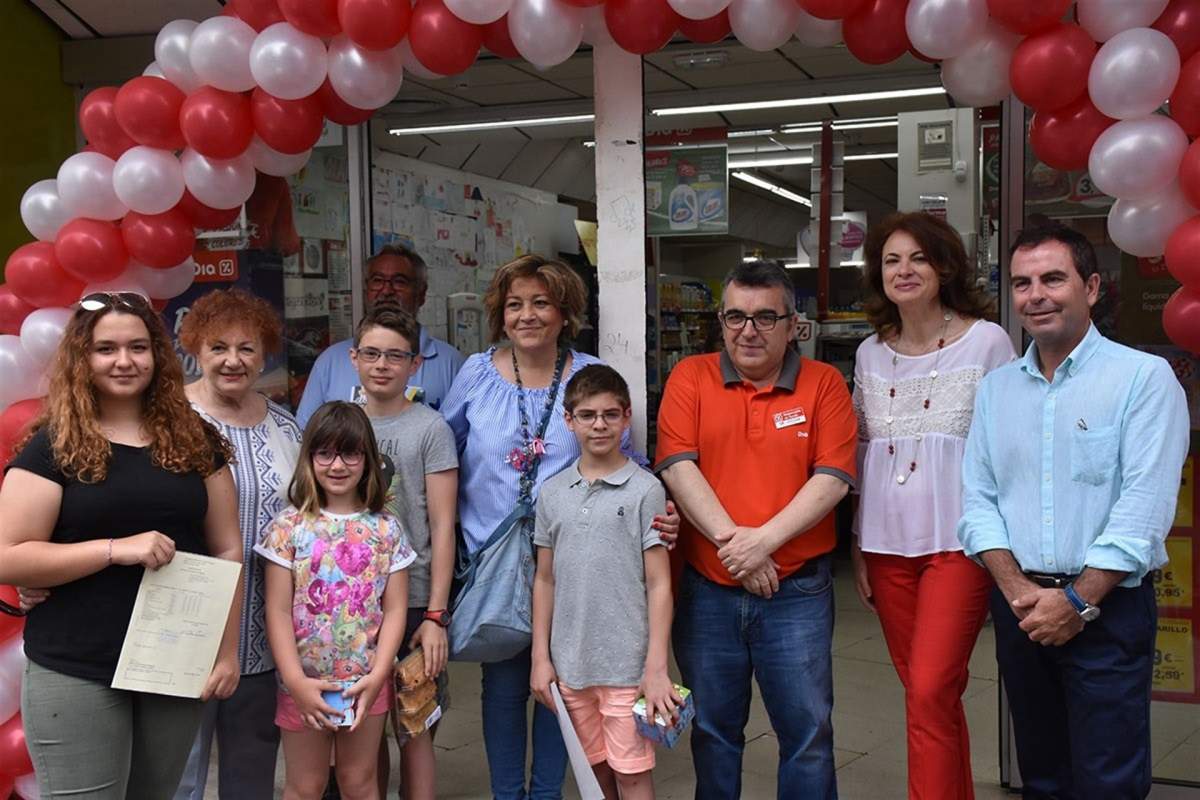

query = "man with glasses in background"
297;244;465;426
655;260;858;799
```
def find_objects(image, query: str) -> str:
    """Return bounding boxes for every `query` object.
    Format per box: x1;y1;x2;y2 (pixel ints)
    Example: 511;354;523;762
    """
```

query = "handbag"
447;349;566;663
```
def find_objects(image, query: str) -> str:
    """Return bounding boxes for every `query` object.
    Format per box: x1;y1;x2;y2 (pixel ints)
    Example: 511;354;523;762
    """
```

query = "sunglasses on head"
79;292;151;313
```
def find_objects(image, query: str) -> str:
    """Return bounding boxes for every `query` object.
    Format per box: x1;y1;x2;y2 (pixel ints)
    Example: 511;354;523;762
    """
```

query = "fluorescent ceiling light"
781;116;899;133
652;87;946;117
785;259;866;269
389;113;594;136
728;128;778;138
844;152;898;161
731;171;811;207
729;155;814;168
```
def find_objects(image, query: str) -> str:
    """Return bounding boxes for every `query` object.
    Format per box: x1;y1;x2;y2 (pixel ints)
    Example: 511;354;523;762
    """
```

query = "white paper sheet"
111;552;242;698
550;683;605;800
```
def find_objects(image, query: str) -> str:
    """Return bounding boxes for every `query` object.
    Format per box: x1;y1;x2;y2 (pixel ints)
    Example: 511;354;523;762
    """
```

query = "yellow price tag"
1175;457;1193;528
1153;618;1194;694
1154;537;1194;610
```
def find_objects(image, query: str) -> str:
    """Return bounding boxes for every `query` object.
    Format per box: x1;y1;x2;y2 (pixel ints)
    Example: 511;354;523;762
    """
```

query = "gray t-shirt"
533;458;667;689
370;403;458;607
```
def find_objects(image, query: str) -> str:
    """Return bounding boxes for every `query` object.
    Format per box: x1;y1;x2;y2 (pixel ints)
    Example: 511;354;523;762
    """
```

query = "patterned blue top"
441;348;642;553
194;398;302;674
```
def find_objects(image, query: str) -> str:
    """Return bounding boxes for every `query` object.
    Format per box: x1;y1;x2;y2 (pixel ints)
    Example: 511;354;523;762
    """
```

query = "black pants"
992;577;1156;799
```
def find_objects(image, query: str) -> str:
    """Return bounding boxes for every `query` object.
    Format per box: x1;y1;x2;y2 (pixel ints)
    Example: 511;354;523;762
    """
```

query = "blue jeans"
480;646;567;800
673;560;837;800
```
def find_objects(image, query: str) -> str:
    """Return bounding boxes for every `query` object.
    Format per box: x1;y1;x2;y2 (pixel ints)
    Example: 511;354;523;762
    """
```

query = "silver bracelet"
106;538;113;566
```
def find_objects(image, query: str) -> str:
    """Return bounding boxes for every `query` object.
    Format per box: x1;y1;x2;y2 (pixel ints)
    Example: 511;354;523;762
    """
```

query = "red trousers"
864;550;992;800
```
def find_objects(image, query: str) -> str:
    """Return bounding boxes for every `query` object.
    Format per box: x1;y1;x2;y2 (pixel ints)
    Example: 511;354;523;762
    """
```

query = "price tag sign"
1153;618;1194;695
1154;537;1194;610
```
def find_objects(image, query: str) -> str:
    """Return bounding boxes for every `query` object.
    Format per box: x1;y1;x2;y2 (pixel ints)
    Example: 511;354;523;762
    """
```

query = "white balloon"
327;36;405;111
1088;115;1188;200
20;180;71;242
247;136;312;177
56;152;128;222
19;307;72;366
112;147;186;215
508;0;584;69
13;771;38;800
669;0;732;21
729;0;803;51
906;0;988;60
1078;0;1170;42
795;10;842;48
446;0;514;24
397;39;445;80
1088;27;1181;121
143;61;165;78
132;260;196;300
181;149;257;210
0;335;43;408
1107;181;1196;257
82;275;151;300
580;5;613;46
941;21;1020;107
0;638;22;725
189;16;258;92
250;22;329;100
155;19;203;93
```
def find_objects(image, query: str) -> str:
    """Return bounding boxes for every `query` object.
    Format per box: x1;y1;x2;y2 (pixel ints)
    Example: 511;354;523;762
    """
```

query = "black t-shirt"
6;429;218;683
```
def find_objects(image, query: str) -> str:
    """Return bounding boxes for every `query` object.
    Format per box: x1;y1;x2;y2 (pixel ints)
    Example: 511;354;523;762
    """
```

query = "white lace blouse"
852;320;1016;557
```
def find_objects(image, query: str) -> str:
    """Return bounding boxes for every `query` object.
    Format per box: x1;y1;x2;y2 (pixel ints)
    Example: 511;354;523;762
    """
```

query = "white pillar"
592;41;648;453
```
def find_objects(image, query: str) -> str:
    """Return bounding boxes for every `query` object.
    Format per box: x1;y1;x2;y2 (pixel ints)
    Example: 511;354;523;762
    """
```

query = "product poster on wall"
645;130;728;237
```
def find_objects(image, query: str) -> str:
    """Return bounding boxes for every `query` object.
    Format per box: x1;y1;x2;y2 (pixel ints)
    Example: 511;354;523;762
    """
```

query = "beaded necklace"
507;347;568;502
884;312;952;486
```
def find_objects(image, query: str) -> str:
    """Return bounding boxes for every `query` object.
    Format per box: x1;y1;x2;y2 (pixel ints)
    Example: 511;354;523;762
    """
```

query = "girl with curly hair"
0;291;245;800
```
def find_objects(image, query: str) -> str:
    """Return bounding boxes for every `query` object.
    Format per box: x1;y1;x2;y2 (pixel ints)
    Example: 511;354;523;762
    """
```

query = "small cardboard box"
632;685;694;749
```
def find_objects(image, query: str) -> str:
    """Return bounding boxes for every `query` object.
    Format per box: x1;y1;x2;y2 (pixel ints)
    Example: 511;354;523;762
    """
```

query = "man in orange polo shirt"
656;261;856;800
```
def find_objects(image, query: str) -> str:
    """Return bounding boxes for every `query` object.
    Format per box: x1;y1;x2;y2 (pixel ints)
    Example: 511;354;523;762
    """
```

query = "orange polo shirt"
655;348;857;586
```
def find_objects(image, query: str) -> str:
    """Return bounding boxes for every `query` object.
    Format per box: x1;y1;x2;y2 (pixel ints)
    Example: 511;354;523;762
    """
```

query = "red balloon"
409;0;484;76
279;0;342;36
315;79;375;125
561;0;605;5
798;0;868;20
121;210;197;269
115;76;187;151
179;88;255;160
151;297;170;312
843;0;910;65
79;87;137;160
0;713;32;778
338;0;411;50
251;89;325;154
1179;139;1200;209
482;15;521;59
231;0;287;31
679;10;730;43
3;242;85;309
175;190;242;230
1154;0;1200;63
54;219;129;283
0;288;36;336
1164;285;1200;353
1029;97;1115;171
0;399;43;454
605;0;680;55
1166;215;1200;287
987;0;1071;35
1010;23;1096;112
1171;52;1200;136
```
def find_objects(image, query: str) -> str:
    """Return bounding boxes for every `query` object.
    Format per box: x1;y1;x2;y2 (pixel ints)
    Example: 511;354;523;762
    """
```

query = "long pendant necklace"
885;313;952;485
506;347;567;495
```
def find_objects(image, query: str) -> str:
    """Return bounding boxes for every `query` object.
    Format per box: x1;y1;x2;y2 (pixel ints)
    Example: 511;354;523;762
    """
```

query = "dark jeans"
992;577;1156;799
673;559;837;800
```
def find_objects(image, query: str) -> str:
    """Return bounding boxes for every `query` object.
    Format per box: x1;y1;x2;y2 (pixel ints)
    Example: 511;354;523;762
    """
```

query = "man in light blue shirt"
958;222;1188;798
297;244;465;427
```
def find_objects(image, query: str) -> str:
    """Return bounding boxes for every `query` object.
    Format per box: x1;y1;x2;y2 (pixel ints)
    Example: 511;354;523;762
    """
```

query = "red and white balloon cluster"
0;591;33;800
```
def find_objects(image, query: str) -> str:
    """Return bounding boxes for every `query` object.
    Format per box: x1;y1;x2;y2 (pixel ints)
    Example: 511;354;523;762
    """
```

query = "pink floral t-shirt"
255;507;415;684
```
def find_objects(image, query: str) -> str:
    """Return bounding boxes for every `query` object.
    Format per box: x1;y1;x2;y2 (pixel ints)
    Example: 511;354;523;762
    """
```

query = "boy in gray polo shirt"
531;365;680;800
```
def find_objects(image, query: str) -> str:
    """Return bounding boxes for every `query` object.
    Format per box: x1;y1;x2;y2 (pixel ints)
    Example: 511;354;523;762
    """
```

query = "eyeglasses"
79;292;151;313
354;347;416;364
312;449;364;467
570;409;628;426
719;310;793;331
367;275;416;293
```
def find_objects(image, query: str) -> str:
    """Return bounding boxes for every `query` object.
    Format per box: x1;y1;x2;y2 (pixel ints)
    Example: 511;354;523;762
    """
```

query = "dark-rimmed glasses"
367;274;417;293
354;347;417;365
570;409;628;426
719;310;792;332
79;292;151;313
313;449;364;467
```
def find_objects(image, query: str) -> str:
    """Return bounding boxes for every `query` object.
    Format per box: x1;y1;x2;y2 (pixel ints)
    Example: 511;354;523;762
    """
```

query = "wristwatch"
1064;584;1101;622
423;609;451;628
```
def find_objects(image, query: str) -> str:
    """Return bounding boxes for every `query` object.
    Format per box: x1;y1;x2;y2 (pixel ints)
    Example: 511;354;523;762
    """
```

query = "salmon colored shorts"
275;681;392;732
558;684;655;774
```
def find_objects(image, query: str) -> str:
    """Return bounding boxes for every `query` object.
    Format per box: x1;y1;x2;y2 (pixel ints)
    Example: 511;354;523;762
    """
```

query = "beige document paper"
111;552;242;698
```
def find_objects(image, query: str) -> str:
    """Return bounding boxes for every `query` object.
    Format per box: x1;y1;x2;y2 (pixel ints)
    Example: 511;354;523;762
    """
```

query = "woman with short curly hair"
173;288;302;800
0;290;244;800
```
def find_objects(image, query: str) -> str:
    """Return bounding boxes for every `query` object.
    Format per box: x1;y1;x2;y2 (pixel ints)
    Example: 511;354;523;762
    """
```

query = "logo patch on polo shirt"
774;407;807;429
617;506;625;516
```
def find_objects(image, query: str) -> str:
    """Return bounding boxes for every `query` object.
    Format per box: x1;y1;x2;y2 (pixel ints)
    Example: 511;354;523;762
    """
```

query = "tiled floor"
208;560;1200;798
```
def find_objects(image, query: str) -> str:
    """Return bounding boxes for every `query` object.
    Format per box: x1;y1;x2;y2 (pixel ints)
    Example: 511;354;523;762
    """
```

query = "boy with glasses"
350;308;459;799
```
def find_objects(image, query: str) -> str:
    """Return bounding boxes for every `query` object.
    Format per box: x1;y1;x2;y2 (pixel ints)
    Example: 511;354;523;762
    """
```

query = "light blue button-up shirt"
958;324;1189;587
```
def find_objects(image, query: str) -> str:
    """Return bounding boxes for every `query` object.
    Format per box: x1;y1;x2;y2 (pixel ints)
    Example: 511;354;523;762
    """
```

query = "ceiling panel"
55;0;221;36
444;81;584;106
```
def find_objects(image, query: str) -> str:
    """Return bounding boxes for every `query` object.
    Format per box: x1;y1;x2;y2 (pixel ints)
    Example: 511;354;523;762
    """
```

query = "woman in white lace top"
851;212;1015;800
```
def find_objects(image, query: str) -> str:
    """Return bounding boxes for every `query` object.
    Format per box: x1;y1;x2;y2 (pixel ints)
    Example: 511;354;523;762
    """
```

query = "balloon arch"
2;0;1200;792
